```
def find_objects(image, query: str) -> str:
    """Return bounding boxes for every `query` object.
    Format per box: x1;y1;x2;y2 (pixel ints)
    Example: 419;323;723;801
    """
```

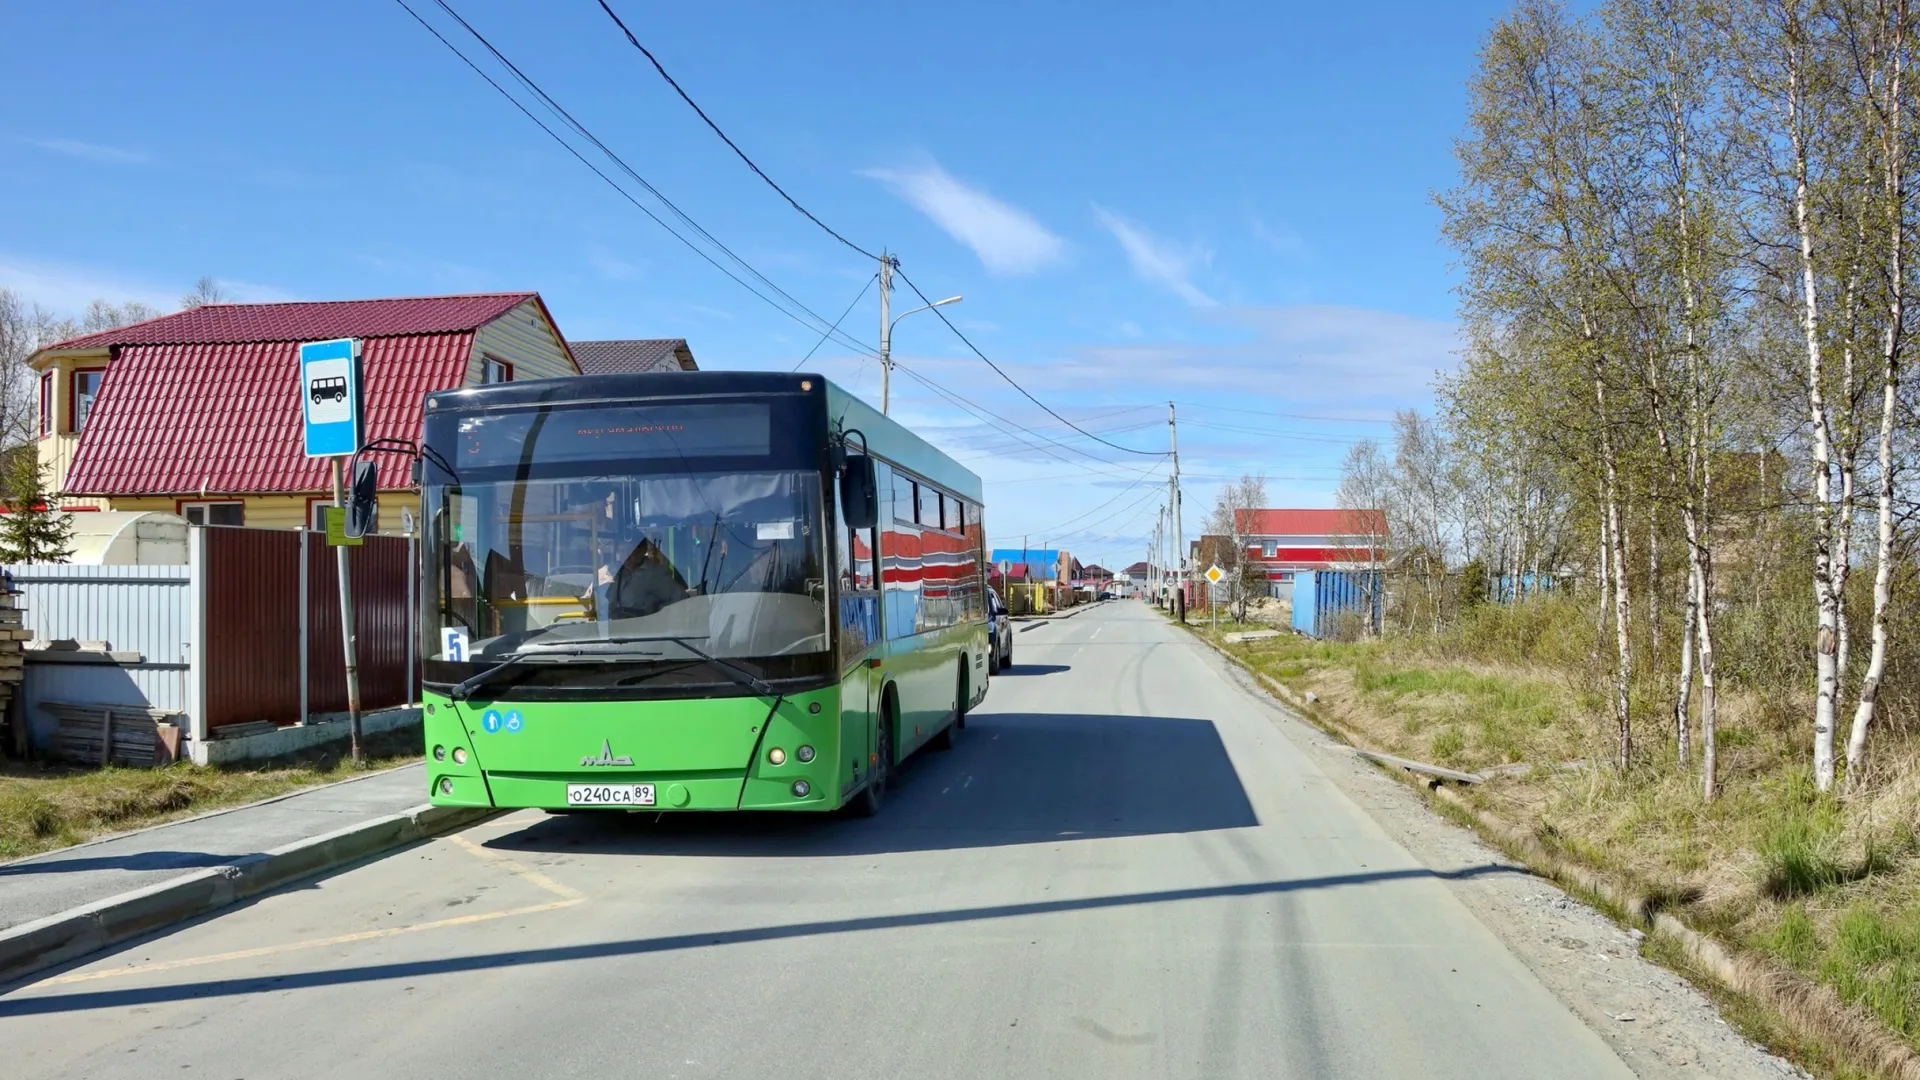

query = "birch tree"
1839;0;1917;786
1442;0;1641;769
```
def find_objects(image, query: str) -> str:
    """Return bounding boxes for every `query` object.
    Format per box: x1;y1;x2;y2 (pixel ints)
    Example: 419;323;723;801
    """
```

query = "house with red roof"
1234;507;1388;594
571;338;699;374
29;293;577;531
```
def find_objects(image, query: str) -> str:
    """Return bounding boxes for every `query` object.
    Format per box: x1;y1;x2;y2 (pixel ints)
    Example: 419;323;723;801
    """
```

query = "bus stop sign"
300;338;362;457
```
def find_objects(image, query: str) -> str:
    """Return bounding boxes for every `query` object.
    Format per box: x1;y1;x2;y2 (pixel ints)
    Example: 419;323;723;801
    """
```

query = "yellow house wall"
32;348;111;509
104;492;424;537
466;299;575;384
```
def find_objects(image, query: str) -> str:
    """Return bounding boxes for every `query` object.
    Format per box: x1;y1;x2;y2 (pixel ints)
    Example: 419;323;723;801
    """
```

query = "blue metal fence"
1291;569;1382;639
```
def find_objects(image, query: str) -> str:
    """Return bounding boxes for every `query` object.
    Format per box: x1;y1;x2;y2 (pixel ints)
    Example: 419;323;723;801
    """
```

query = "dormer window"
72;369;105;433
481;356;512;384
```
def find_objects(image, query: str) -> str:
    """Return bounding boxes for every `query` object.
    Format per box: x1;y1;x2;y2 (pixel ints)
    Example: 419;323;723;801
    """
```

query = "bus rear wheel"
934;664;966;749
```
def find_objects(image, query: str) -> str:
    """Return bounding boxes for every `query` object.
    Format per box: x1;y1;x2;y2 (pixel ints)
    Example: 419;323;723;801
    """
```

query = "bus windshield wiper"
591;634;777;697
449;641;662;700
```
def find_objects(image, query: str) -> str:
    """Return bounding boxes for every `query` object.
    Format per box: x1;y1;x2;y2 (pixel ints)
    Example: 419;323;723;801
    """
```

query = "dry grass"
1191;603;1920;1067
0;753;419;861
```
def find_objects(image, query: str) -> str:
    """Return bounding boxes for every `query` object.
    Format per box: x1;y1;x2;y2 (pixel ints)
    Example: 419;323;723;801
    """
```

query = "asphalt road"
1;601;1636;1079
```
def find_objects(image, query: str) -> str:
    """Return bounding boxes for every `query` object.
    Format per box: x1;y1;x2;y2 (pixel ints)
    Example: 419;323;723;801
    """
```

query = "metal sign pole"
302;337;365;763
331;457;363;761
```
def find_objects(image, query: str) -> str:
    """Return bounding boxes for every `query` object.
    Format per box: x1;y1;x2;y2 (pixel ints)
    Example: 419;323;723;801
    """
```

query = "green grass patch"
0;753;418;861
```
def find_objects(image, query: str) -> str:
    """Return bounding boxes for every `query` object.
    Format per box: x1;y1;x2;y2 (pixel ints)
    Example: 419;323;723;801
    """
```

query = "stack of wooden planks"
0;589;24;738
44;702;183;768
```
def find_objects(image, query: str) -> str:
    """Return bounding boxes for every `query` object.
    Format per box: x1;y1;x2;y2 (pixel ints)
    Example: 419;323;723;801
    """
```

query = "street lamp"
879;294;961;415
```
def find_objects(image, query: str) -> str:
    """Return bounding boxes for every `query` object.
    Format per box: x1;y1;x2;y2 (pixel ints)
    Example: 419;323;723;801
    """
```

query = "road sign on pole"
1204;564;1225;584
299;338;362;458
299;338;365;761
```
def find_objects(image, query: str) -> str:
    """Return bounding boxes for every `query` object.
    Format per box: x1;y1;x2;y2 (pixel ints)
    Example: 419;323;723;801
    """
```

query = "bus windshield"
426;469;827;668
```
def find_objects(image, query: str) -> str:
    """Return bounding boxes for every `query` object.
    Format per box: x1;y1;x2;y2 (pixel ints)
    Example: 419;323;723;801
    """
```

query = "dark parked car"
986;587;1012;672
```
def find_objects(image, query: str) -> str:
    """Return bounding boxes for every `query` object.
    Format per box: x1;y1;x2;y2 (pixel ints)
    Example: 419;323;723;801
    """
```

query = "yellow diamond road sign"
1205;564;1225;584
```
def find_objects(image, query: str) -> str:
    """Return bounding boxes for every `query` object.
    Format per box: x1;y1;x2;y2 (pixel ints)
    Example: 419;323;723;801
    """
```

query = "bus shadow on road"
995;664;1069;676
484;711;1258;858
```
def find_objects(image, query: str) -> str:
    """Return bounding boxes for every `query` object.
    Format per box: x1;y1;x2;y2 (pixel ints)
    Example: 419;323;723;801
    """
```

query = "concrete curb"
1179;624;1920;1080
0;803;495;987
1012;602;1103;631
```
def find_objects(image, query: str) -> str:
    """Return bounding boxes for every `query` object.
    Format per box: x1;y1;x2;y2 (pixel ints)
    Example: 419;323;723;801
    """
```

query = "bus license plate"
565;783;656;807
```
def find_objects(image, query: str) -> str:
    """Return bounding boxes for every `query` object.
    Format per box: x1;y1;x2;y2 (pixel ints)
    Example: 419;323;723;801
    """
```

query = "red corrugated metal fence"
203;526;413;730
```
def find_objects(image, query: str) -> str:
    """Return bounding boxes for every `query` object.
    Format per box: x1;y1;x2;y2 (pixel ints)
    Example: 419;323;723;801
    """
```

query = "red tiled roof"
63;335;473;496
44;294;535;351
1235;508;1387;537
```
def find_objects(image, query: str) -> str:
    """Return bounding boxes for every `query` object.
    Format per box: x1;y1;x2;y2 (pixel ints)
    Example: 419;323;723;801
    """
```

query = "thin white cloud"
862;162;1064;275
586;247;639;281
1251;215;1310;259
217;278;296;303
1065;304;1460;403
0;256;178;314
0;257;291;312
1093;206;1216;307
27;138;147;164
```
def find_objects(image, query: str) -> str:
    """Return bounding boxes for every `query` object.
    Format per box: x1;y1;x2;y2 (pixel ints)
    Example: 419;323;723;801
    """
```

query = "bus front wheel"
852;699;894;817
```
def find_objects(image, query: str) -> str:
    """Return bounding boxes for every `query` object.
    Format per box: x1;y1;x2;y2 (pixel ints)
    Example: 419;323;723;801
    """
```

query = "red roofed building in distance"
29;293;579;532
570;338;699;375
1235;508;1388;596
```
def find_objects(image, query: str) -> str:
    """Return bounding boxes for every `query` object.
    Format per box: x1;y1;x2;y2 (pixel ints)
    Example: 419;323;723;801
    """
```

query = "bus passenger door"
835;493;882;796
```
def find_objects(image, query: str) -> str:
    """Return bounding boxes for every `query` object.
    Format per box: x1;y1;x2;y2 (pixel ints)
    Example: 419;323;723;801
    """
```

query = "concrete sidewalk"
0;763;430;934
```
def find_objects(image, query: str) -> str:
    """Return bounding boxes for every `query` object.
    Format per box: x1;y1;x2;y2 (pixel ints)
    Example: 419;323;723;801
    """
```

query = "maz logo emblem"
580;739;634;767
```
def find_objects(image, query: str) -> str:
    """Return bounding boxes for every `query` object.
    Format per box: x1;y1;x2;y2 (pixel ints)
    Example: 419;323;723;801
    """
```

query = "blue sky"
1;0;1509;570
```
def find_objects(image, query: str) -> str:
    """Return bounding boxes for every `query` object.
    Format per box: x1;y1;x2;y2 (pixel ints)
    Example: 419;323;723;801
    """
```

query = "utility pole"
1169;401;1185;623
877;250;894;415
1151;506;1164;604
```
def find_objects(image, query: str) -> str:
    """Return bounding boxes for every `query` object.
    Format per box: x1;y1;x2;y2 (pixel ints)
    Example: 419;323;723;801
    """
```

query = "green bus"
414;370;989;815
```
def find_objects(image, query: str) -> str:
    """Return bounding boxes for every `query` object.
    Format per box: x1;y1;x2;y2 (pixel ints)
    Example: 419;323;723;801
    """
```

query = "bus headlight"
795;745;815;763
438;777;454;795
433;745;446;761
791;780;810;797
451;747;468;765
767;747;786;766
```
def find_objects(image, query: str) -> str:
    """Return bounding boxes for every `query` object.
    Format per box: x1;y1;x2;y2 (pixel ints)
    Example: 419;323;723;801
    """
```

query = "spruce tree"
0;449;74;564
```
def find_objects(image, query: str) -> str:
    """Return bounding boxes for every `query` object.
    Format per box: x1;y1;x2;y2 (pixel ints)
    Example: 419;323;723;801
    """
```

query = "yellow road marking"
33;829;586;988
37;897;582;986
446;834;584;901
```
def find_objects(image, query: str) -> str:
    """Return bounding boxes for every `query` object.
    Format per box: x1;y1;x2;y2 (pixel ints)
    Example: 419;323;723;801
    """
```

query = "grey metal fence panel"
3;564;192;665
3;564;195;753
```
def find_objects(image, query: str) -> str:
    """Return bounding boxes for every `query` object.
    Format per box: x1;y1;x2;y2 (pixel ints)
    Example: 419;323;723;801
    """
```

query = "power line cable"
429;0;872;357
892;267;1166;457
592;0;880;261
1015;465;1166;538
1179;418;1364;444
1174;400;1393;425
399;0;875;358
886;360;1142;470
890;363;1134;474
791;273;875;372
1039;483;1167;543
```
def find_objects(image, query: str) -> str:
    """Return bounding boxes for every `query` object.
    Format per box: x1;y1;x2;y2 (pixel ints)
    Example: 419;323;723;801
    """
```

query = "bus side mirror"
345;460;379;539
842;454;877;530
